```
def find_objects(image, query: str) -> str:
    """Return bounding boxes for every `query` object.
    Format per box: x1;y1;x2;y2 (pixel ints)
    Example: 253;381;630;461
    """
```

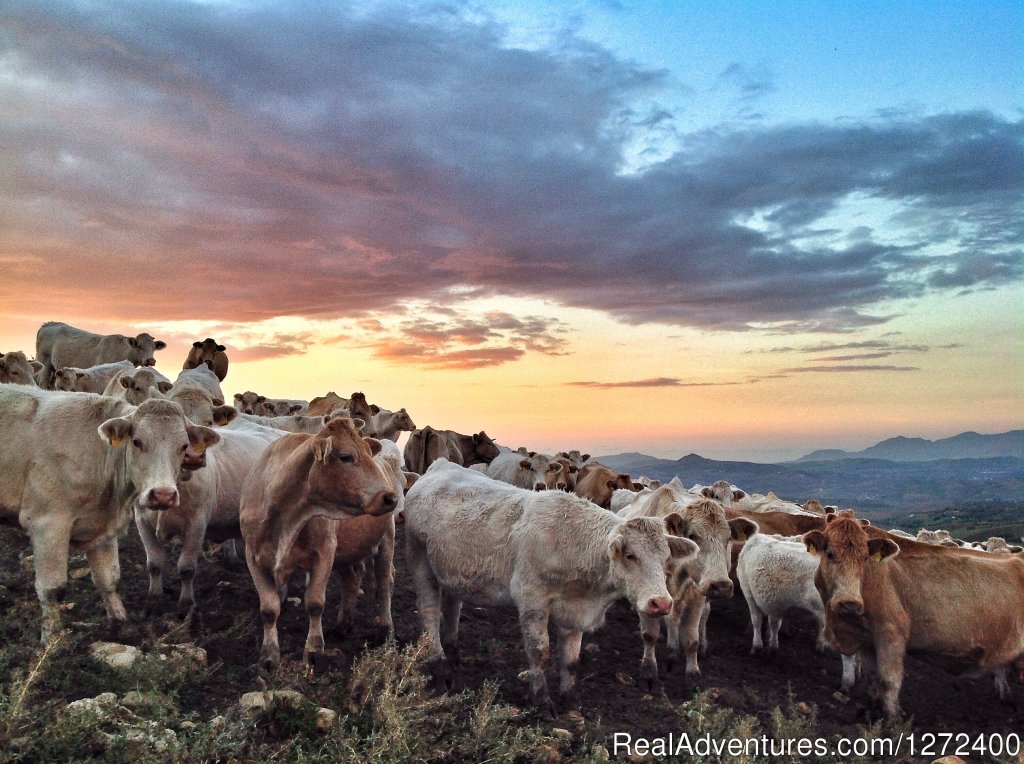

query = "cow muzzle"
643;597;673;617
144;486;179;510
533;482;545;491
144;358;156;366
365;490;399;516
833;598;864;618
698;579;734;599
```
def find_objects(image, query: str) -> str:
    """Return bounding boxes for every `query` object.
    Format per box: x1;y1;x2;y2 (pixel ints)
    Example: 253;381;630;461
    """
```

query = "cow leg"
697;600;710;656
333;565;360;634
440;592;463;660
371;525;396;634
518;607;554;718
812;609;830;654
672;596;705;684
85;535;127;624
176;518;207;615
134;508;168;613
555;624;583;707
840;652;859;694
746;600;765;654
638;613;662;692
993;667;1011;702
26;511;74;643
407;533;448;687
303;543;335;670
874;635;907;720
766;613;782;653
245;547;282;676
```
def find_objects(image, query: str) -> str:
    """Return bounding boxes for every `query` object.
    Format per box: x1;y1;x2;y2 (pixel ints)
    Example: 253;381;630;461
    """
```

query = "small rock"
551;727;572;739
832;691;849;704
121;725;177;754
797;701;812;715
315;707;337;731
239;689;308;714
169;643;208;666
582;643;600;655
287;596;302;607
121;690;161;708
517;669;531;683
641;693;654;701
70;566;91;580
179;721;197;731
564;709;586;732
90;642;142;670
67;692;119;716
20;555;34;573
210;715;226;731
590;745;610;762
932;758;966;764
614;672;635;686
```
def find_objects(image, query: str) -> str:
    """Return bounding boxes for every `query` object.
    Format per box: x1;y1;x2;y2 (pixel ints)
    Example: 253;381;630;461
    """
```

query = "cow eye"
826;550;836;561
688;533;699;543
337;453;355;464
131;438;144;450
624;552;638;562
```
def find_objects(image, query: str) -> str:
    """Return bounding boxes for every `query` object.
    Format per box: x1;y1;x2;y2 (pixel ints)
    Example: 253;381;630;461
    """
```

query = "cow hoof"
559;689;582;711
428;659;452;692
533;698;556;722
175;601;195;620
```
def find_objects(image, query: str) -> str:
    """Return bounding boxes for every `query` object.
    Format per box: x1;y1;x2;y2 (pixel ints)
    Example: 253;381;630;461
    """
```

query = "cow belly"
551;595;614;633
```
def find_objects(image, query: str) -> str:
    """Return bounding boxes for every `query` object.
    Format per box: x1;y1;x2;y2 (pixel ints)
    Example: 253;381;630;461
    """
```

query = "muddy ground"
1;520;1021;749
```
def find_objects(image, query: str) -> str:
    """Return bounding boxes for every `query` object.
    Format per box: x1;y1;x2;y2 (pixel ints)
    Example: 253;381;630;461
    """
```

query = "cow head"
657;490;756;600
126;333;166;367
0;351;41;386
804;511;899;621
117;368;171;405
472;431;501;463
307;417;399;517
233;391;266;415
99;398;219;511
608;515;698;617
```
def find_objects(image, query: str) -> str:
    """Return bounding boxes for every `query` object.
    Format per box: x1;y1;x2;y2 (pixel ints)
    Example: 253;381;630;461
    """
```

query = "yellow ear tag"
314;446;324;462
870;552;882;562
110;436;122;447
807;546;819;556
193;441;207;454
736;532;747;542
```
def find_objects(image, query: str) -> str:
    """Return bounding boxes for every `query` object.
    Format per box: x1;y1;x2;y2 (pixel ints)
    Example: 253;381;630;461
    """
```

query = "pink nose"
146;486;178;509
644;597;673;616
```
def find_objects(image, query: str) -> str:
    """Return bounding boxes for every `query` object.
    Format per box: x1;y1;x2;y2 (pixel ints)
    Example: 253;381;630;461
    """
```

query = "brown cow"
805;511;1024;719
402;426;500;474
239;418;399;674
182;338;229;381
574;463;634;509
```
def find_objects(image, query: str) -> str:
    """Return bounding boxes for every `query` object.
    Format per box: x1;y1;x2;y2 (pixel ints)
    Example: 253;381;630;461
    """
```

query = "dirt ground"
2;519;1021;746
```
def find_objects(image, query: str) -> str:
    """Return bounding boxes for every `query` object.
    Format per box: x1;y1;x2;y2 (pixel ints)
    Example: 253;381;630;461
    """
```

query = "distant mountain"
595;451;1024;515
796;430;1024;462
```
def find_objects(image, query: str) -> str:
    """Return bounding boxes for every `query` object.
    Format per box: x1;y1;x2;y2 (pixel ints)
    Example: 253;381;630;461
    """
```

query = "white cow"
0;388;219;641
35;321;166;388
0;351;43;386
102;367;173;405
369;406;417;441
239;412;332;433
471;448;564;491
404;460;697;717
737;533;858;691
167;366;235;428
53;360;136;393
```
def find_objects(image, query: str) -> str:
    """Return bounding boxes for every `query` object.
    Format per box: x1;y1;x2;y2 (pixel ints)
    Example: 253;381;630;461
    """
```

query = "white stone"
90;642;142;670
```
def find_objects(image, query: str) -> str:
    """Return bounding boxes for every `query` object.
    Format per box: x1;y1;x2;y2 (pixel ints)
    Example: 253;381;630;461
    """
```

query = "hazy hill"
795;429;1024;462
596;452;1024;516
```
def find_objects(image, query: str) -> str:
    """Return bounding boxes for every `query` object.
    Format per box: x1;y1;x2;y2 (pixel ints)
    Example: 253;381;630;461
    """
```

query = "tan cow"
182;338;229;382
239;418;399;674
233;391;267;415
369;406;417;441
805;512;1024;719
0;389;219;641
260;398;310;417
402;426;501;474
306;391;372;431
623;482;758;688
574;463;634;509
0;351;43;386
35;321;166;388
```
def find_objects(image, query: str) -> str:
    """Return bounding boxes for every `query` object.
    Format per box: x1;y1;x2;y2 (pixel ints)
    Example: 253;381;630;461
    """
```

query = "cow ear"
157;381;173;394
370;404;381;414
519;459;532;472
825;507;837;518
403;471;419;490
825;513;839;524
662;511;687;538
351;417;366;431
233;393;243;401
631;482;644;491
119;375;132;389
212;405;237;426
30;360;44;373
803;530;826;556
288;404;303;414
607;534;624;562
127;337;139;349
76;371;86;379
868;538;899;562
256;396;266;403
581;454;590;462
701;487;714;498
730;517;758;543
667;535;699;560
154;340;167;350
192;341;202;348
732;489;746;501
312;437;332;462
365;437;383;456
186;423;221;452
549;462;563;473
216;344;225;352
605;479;617;490
859;518;871;526
98;417;133;447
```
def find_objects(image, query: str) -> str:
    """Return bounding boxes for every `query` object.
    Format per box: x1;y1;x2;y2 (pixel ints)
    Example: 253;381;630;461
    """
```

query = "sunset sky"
1;0;1021;462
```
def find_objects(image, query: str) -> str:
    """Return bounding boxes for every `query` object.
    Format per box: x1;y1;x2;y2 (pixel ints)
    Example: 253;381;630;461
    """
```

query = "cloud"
568;377;744;388
781;365;920;373
0;0;1021;337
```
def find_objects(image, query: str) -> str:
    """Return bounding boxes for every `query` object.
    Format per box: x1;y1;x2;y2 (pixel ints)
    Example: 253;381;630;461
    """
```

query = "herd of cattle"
1;322;1023;724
